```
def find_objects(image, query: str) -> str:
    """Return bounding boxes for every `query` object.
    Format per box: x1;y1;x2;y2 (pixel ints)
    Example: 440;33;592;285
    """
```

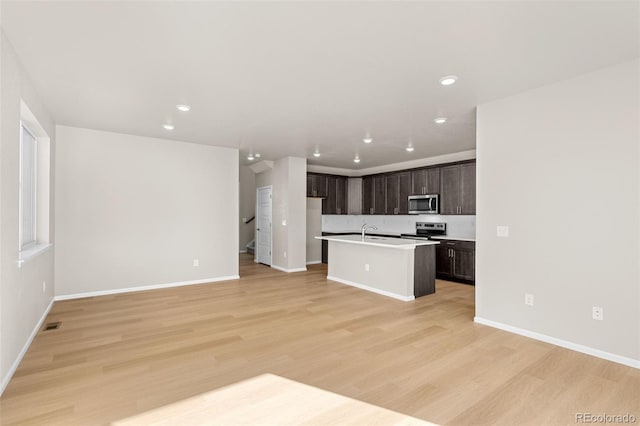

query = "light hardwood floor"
1;254;638;425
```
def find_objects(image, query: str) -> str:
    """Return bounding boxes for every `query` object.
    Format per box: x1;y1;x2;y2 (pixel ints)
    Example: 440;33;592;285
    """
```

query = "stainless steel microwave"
408;194;439;214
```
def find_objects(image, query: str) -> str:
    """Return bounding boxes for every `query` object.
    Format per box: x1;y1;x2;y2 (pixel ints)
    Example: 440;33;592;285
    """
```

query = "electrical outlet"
497;226;509;237
284;251;287;258
525;293;534;306
193;259;199;267
365;263;370;272
42;281;46;293
592;306;603;321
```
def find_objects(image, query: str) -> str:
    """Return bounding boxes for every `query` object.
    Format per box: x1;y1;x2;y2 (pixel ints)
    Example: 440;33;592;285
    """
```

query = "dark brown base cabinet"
435;240;475;284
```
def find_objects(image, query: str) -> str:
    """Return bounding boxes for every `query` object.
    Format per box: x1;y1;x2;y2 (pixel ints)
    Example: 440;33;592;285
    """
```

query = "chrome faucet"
361;224;378;241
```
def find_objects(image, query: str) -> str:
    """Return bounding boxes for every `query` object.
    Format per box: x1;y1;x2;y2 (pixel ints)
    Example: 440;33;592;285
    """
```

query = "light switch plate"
497;226;509;237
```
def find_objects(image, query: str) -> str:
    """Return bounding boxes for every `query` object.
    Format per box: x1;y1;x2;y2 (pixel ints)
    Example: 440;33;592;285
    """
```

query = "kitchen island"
316;235;439;301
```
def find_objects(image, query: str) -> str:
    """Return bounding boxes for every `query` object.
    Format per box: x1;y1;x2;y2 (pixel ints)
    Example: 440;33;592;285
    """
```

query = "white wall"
55;126;239;297
239;166;256;251
0;33;56;394
476;59;639;365
271;157;307;272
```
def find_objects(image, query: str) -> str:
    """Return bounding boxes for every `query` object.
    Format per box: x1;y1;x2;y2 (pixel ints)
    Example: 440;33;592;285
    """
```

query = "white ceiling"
2;1;639;169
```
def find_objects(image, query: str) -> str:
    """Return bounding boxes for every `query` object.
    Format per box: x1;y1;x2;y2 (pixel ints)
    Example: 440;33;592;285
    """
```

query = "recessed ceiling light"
162;124;175;130
247;155;255;161
354;155;361;163
363;137;373;144
434;117;447;124
176;104;191;112
439;75;458;86
406;145;415;152
255;153;261;158
313;151;321;157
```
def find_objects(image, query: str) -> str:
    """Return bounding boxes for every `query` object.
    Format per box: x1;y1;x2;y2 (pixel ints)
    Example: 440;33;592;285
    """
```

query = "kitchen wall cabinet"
439;162;476;215
330;176;348;215
362;175;386;215
436;239;475;283
307;173;328;198
411;168;440;195
373;175;387;214
319;175;348;215
386;171;411;214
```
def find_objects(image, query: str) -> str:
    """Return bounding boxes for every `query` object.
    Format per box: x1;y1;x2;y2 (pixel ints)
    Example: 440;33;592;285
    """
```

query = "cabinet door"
323;175;337;214
316;175;328;198
386;174;399;214
307;174;314;197
436;245;453;277
453;248;475;281
373;175;387;215
439;165;460;215
460;163;476;215
397;172;412;214
362;176;374;215
336;177;348;215
411;170;426;195
425;168;441;194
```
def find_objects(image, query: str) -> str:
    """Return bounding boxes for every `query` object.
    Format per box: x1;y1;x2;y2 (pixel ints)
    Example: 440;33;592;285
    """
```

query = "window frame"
19;121;38;252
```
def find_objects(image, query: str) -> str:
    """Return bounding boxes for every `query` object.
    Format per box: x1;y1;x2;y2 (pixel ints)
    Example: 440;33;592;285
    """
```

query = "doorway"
256;186;272;265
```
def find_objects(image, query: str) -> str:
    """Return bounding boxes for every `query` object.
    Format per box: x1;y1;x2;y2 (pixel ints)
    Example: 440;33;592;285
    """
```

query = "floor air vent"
43;321;61;331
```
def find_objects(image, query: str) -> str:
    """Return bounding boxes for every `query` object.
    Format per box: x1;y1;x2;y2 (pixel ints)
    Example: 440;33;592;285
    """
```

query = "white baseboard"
1;297;55;396
55;275;240;301
474;316;640;369
327;275;414;302
239;250;247;254
271;264;308;273
306;260;322;265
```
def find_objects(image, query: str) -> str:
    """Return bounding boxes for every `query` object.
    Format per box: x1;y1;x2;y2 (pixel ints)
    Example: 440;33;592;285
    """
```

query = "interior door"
256;186;272;265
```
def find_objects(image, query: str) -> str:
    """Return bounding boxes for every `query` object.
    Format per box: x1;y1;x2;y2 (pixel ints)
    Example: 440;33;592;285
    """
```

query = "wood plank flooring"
1;254;638;425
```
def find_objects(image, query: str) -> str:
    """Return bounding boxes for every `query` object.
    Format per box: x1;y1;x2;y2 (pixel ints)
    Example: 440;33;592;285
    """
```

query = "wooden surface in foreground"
113;373;435;426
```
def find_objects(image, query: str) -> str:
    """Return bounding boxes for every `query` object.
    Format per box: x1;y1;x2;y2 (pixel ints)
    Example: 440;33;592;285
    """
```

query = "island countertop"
316;235;439;250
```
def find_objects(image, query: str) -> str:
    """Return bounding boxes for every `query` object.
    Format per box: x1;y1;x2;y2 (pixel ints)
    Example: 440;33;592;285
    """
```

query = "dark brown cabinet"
323;175;348;215
313;174;348;215
362;175;386;215
307;173;328;198
386;172;411;214
439;162;476;215
362;176;373;215
435;239;475;283
411;168;440;195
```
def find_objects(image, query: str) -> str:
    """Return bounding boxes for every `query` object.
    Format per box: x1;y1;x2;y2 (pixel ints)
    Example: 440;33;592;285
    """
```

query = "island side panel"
413;245;436;297
327;240;414;300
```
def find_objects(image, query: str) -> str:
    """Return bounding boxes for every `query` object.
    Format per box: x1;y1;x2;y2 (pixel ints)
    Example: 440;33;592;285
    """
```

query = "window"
20;123;38;250
17;100;51;266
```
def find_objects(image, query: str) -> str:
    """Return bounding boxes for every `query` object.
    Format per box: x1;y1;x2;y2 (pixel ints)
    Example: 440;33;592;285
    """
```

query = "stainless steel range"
400;222;446;240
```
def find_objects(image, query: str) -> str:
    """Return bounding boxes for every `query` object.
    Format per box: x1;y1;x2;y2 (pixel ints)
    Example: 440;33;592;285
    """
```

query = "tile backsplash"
322;214;476;239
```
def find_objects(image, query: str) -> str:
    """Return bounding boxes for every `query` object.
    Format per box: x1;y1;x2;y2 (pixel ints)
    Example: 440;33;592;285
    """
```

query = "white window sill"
17;243;52;268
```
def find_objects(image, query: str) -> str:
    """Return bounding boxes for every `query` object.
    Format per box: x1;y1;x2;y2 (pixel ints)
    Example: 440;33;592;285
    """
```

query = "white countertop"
316;234;440;250
321;230;402;237
321;231;475;242
430;236;476;242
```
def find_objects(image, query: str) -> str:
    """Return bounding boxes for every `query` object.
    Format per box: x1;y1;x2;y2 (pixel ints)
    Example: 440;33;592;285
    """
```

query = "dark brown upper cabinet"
411;168;440;195
320;175;348;215
439;162;476;215
386;171;411;214
307;173;328;198
362;175;386;215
